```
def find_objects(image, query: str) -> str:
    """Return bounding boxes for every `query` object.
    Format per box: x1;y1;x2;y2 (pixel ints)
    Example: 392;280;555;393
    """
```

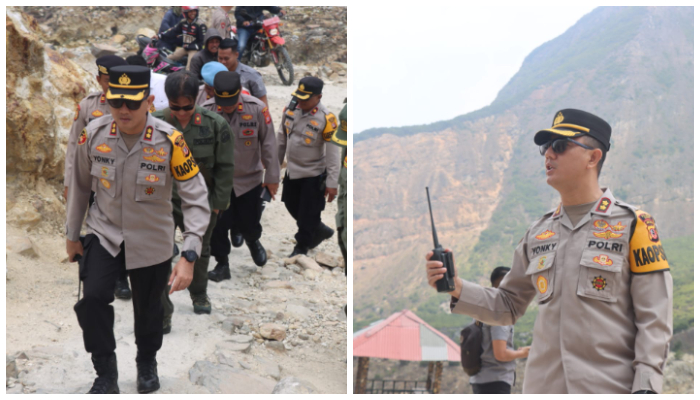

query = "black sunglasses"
169;103;195;112
539;137;594;156
107;98;145;111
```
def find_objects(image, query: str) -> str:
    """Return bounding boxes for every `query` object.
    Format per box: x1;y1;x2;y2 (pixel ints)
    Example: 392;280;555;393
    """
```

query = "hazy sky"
353;5;597;133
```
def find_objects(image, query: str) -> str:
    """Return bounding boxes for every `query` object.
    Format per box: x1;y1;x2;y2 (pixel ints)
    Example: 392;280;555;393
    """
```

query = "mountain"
353;6;694;339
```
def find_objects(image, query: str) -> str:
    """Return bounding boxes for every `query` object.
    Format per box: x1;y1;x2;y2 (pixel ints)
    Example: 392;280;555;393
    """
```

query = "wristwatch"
181;250;198;262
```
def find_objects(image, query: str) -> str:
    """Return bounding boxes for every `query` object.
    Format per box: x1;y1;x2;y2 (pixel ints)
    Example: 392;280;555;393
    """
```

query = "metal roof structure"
353;309;461;362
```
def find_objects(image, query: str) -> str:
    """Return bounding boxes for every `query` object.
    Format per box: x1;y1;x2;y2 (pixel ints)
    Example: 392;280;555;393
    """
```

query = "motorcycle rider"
156;6;182;52
189;28;223;81
158;6;207;70
234;6;286;60
217;38;268;106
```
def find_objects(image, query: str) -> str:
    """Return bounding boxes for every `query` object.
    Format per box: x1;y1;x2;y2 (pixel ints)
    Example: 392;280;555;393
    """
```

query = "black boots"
136;354;160;394
289;245;309;257
309;224;335;250
246;239;267;266
231;233;244;248
208;263;231;282
88;353;119;394
114;277;132;300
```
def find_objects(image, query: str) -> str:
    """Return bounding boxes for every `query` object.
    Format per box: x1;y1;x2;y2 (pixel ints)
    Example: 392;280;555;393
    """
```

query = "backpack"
459;320;484;376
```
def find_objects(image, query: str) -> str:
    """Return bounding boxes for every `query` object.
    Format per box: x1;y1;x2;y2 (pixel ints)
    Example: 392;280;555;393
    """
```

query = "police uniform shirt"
65;91;110;187
195;84;214;106
203;94;280;197
450;188;673;394
235;62;267;99
211;7;232;38
65;113;211;269
277;102;341;189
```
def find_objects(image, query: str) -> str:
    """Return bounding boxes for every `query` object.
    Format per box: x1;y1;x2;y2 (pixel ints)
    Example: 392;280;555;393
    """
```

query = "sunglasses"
169;104;195;112
107;98;145;111
539;137;594;156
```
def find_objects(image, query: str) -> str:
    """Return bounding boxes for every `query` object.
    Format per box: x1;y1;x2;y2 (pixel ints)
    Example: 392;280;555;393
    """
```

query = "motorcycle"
136;35;186;75
233;15;294;86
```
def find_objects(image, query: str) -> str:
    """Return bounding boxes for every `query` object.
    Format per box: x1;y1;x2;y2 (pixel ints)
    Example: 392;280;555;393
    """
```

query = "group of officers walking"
64;53;347;393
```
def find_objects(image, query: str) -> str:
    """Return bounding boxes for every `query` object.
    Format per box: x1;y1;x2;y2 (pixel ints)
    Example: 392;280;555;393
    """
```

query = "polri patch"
96;143;112;153
610;222;626;232
638;213;659;242
100;178;111;189
143;155;165;163
537;276;547;294
592;230;623;240
78;128;87;145
145;174;159;183
535;230;555;240
242;114;253;120
592;220;609;230
243;129;254;136
156;147;168;156
591;276;607;291
143;147;154;154
92;110;103;118
593;254;613;266
245;140;252;146
145;187;155;195
537;256;546;270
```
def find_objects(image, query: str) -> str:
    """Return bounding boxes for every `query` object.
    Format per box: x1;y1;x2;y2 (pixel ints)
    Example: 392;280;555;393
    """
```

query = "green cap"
331;103;347;147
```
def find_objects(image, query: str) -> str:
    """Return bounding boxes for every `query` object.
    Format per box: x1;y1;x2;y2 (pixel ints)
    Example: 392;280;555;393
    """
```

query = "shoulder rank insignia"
310;107;318;116
552;203;562;218
168;130;199;181
144;126;154;141
110;121;117;136
535;230;555;240
92;110;103;118
74;104;80;121
100;94;106;104
343;155;347;168
237;103;244;112
262;107;272;125
78;128;87;145
629;210;669;274
217;105;222;112
149;104;156;113
596;197;612;212
286;109;295;117
194;114;201;125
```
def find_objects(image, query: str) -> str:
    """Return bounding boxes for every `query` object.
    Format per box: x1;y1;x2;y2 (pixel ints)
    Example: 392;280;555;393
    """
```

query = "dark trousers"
471;381;512;394
281;172;326;248
210;185;264;264
74;234;170;358
91;191;128;284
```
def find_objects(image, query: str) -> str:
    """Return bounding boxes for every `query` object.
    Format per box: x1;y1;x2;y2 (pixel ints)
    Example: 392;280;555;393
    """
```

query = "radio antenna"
426;187;440;248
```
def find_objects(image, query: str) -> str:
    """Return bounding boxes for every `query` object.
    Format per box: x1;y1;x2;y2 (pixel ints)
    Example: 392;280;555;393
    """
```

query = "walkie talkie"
426;187;456;293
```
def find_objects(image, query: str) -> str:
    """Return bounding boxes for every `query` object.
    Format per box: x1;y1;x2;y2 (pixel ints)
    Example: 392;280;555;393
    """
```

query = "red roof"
353;309;461;362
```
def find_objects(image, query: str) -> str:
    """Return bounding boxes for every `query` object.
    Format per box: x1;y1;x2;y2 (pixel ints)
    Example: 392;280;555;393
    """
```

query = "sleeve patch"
74;104;80;121
167;130;200;181
322;113;337;140
262;107;272;125
629;210;669;274
78;128;87;145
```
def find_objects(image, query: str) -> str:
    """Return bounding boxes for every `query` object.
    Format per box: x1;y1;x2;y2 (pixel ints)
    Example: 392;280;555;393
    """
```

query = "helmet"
182;6;199;12
142;44;159;65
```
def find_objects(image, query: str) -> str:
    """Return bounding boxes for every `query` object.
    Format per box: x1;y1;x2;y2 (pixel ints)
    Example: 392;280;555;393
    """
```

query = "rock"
287;264;302;274
303;269;320;280
272;377;318;394
221;317;245;334
255;357;281;380
6;236;39;258
330;62;347;72
265;341;286;353
189;360;276;394
216;340;251;353
239;264;258;275
7;205;42;229
295;255;323;271
283;255;301;265
298;334;309;341
262;281;294;290
230;335;254;344
314;251;339;268
90;43;120;58
261;265;280;280
111;34;126;44
238;360;251;370
259;323;286;341
285;304;314;321
328;72;339;81
136;27;156;39
7;356;18;380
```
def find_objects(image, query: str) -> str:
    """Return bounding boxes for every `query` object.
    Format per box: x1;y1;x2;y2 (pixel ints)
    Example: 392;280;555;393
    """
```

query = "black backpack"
459;320;484;376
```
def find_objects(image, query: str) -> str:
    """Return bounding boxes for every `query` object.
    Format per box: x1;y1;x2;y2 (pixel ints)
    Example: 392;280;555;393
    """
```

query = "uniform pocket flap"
136;170;167;187
91;163;115;181
580;248;622;273
525;252;556;275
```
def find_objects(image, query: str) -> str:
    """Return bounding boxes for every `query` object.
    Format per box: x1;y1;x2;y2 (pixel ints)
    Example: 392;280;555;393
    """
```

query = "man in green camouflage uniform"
331;102;347;275
152;70;234;332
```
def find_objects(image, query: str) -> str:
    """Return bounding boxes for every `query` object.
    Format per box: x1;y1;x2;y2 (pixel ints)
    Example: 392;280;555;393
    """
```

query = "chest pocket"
576;247;623;303
91;162;116;198
525;250;556;304
135;170;167;201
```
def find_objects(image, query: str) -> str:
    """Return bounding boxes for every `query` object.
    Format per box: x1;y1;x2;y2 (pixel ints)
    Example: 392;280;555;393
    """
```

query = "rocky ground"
6;6;348;395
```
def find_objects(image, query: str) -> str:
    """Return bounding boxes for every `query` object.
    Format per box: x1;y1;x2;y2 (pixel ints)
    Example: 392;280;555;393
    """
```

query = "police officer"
64;55;133;301
152;70;234;324
196;61;228;106
278;77;340;256
425;109;673;394
204;71;280;281
66;65;211;394
210;6;234;39
217;38;268;106
331;101;347;276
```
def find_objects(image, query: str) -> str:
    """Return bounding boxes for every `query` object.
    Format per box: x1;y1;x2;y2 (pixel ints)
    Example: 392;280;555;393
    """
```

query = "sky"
353;5;597;133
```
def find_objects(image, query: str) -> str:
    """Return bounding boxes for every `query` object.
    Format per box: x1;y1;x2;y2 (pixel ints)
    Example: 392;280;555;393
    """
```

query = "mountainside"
353;6;694;338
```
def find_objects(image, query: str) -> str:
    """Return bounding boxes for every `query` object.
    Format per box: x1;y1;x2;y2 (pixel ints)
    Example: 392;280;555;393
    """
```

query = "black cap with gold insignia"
213;71;241;107
292;76;323;100
106;65;150;101
534;109;612;151
96;55;127;76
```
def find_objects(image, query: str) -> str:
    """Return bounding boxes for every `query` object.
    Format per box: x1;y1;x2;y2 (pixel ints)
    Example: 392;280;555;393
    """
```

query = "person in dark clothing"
234;6;285;60
189;28;223;80
470;267;530;394
157;6;182;51
158;6;207;70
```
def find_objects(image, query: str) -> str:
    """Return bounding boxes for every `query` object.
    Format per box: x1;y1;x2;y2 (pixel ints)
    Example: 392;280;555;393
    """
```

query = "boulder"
6;236;39;258
315;251;339;268
272;376;318;394
189;360;276;394
295;255;323;271
259;323;286;341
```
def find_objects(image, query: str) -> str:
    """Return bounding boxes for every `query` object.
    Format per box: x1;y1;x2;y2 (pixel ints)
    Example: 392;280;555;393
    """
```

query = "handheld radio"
426;187;455;292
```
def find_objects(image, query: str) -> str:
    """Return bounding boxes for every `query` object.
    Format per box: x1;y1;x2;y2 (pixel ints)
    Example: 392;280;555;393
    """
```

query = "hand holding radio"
425;187;461;297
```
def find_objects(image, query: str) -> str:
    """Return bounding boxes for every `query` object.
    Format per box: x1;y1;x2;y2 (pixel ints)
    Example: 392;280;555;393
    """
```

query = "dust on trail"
6;70;348;394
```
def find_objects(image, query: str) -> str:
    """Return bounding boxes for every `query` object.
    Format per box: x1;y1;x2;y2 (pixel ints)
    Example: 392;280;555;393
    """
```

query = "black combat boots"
208;262;231;282
114;277;132;300
231;233;244;248
136;353;160;394
246;239;267;266
309;223;335;249
87;352;119;394
289;245;309;257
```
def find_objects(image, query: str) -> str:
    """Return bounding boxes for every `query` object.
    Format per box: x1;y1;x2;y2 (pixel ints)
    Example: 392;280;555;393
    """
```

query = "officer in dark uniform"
64;55;133;301
152;70;234;326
